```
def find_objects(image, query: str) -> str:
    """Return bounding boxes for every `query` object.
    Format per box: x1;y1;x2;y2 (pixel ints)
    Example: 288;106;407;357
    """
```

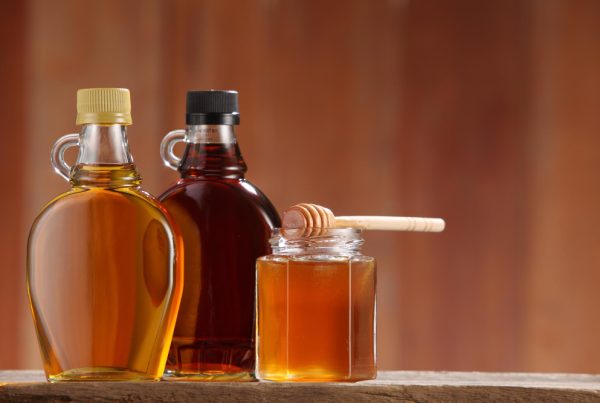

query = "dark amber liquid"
160;142;280;380
257;257;376;382
27;165;183;381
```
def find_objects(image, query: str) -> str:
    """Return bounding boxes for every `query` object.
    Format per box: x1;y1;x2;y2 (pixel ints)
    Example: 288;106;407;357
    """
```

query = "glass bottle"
256;228;377;382
159;90;280;381
27;88;183;381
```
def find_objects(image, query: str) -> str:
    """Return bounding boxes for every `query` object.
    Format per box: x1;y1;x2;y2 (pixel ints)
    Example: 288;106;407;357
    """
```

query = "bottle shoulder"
42;186;161;205
32;186;171;229
159;177;281;226
161;176;253;191
161;177;274;204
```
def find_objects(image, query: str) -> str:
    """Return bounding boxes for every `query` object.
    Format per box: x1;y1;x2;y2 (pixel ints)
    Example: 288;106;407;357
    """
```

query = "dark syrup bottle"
159;90;280;381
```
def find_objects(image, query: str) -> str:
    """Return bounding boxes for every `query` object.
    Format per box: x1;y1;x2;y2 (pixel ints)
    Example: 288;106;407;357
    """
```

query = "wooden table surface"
1;370;599;402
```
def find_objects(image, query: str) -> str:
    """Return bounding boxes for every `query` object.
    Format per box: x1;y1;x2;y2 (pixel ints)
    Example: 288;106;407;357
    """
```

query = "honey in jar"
257;228;376;382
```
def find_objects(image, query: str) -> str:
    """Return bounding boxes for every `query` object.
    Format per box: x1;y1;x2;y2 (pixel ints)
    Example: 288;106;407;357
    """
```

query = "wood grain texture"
525;0;600;373
0;0;27;370
1;371;599;402
397;0;532;371
2;0;600;374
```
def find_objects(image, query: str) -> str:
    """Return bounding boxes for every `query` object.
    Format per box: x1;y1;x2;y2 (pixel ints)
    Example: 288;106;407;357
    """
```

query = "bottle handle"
50;133;79;181
160;129;186;171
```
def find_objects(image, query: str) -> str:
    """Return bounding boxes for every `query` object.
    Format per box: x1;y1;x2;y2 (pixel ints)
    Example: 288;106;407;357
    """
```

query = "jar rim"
269;227;365;255
272;227;362;240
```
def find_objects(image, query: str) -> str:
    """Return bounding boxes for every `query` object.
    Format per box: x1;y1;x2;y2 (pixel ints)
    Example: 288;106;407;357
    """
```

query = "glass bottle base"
162;370;255;382
165;337;255;382
257;369;376;383
48;367;160;382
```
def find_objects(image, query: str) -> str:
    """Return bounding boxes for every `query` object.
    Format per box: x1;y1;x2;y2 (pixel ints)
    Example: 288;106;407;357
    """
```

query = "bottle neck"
179;124;247;179
71;124;140;188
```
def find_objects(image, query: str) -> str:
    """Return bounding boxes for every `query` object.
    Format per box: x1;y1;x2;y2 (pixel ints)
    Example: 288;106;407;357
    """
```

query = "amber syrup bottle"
159;90;280;381
27;88;183;381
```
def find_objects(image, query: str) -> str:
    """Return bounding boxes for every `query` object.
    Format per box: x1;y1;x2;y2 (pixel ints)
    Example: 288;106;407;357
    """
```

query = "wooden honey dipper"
282;203;445;232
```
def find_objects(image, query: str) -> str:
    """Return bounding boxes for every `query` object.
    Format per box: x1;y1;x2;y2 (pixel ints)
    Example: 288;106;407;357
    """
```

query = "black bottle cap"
186;90;240;125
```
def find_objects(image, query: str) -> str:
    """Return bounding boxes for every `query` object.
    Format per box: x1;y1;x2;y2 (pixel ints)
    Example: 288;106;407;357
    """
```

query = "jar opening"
269;227;364;255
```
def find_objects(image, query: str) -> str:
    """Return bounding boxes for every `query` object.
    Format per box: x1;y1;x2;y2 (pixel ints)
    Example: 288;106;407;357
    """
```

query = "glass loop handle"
160;129;186;171
50;133;79;181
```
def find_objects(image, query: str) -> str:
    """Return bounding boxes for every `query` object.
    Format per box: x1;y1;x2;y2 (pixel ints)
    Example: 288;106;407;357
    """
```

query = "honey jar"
256;228;376;382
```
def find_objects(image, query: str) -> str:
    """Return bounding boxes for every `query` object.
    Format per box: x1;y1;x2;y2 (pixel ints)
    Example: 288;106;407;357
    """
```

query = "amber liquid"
27;165;183;381
257;256;376;382
160;142;280;380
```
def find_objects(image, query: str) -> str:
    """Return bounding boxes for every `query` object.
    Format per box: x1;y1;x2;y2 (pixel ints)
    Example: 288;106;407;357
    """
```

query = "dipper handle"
334;216;445;232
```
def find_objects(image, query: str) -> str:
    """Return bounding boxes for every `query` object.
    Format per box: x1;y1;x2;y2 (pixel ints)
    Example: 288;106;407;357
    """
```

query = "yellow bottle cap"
76;88;132;125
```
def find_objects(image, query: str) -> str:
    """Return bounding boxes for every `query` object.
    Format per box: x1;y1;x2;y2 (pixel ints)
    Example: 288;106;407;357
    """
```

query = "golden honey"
257;229;376;382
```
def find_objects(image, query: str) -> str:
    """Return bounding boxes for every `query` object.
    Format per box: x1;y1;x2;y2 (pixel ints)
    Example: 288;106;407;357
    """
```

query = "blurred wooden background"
1;0;600;372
